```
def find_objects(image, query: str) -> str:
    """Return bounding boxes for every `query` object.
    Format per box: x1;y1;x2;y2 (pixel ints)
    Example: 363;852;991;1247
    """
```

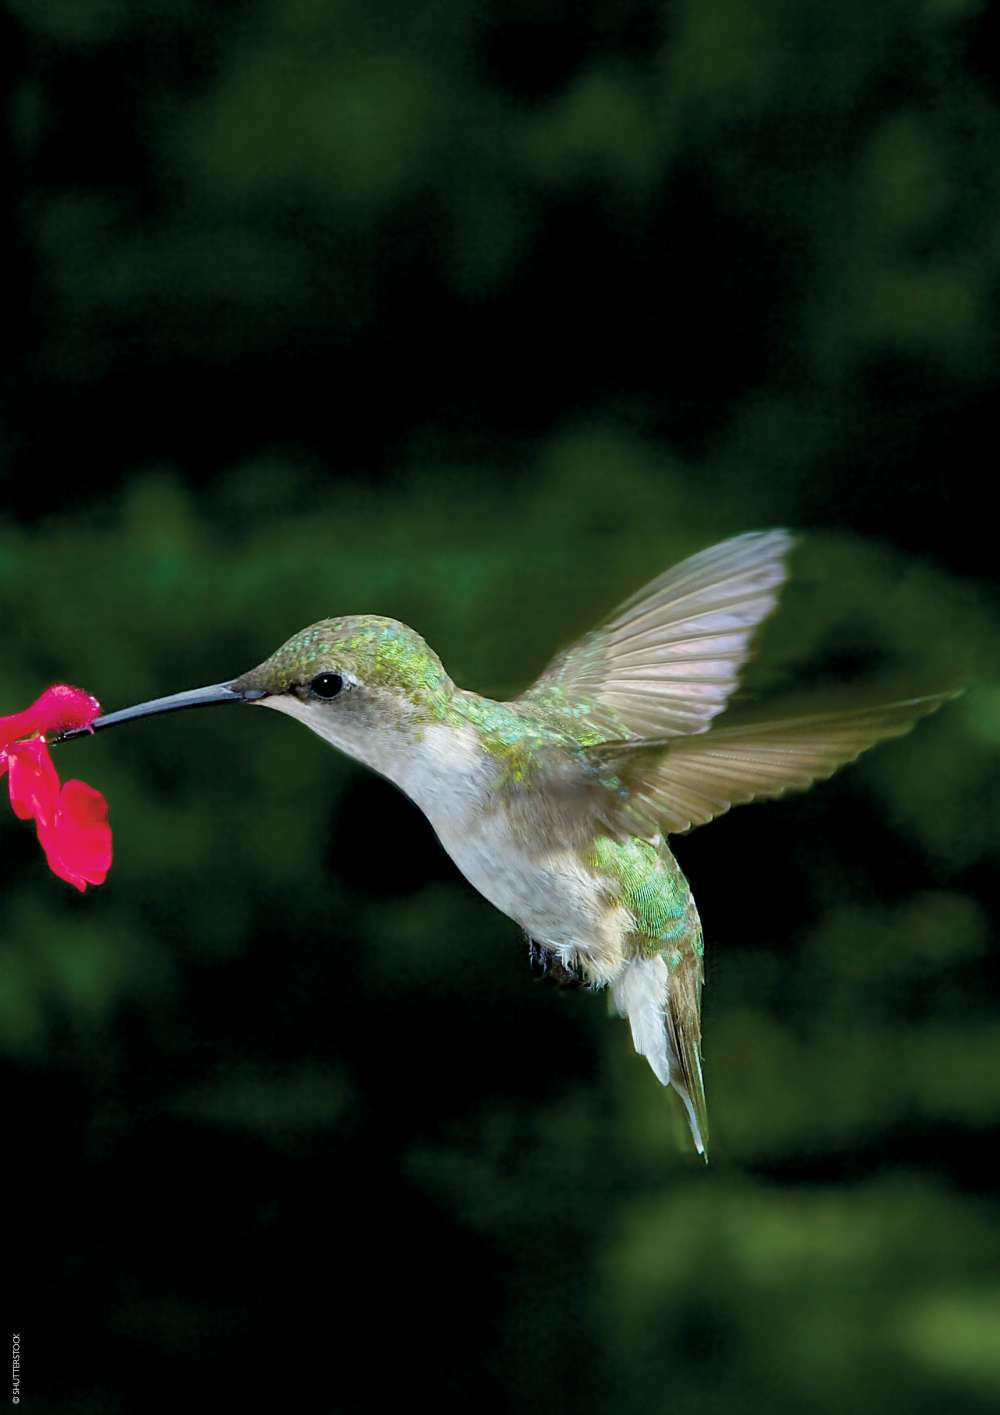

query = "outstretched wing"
518;530;794;741
584;694;957;838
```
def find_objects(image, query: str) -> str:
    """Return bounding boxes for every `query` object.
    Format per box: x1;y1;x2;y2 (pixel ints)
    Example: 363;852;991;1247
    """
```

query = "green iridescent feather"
586;836;700;963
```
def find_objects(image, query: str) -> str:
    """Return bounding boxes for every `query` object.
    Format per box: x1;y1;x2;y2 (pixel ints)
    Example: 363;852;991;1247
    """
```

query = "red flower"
0;685;112;891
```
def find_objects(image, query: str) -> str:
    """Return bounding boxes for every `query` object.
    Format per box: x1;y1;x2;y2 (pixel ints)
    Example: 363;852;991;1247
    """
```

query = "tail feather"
612;954;709;1159
664;955;709;1159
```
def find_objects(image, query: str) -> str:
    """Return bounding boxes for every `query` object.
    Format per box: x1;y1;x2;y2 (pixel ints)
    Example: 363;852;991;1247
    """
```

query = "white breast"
264;704;616;971
399;725;608;961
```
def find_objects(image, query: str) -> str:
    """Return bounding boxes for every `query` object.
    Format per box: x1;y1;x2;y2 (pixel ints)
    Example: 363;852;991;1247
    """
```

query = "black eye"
309;672;344;700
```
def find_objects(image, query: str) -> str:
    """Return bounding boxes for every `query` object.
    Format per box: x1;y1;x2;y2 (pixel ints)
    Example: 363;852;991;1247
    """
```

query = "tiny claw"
528;938;550;976
547;959;583;990
527;939;583;989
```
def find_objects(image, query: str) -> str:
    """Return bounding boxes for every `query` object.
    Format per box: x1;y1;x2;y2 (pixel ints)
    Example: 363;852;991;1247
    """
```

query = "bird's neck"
391;718;500;824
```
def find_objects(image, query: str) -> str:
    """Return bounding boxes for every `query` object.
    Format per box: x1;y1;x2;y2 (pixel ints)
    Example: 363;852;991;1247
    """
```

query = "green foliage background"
2;1;999;1410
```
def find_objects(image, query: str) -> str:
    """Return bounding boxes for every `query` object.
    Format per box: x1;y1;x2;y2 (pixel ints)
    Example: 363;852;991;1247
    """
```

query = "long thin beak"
52;681;269;742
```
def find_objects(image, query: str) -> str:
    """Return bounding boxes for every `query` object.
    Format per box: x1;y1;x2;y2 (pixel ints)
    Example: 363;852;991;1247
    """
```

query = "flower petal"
0;684;101;749
6;739;61;823
0;714;31;751
49;780;113;888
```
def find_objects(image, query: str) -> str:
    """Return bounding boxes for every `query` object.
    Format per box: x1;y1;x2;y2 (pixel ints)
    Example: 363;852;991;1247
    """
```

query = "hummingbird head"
59;616;457;785
230;616;456;774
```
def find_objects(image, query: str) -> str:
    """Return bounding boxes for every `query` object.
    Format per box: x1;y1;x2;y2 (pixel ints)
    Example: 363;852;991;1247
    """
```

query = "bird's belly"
434;814;605;955
396;721;618;970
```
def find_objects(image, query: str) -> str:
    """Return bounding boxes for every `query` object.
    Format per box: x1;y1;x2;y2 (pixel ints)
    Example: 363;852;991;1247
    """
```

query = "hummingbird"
66;531;953;1156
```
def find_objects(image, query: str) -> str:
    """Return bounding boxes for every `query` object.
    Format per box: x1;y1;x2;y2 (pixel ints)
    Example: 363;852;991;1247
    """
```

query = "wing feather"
518;530;794;741
586;694;957;837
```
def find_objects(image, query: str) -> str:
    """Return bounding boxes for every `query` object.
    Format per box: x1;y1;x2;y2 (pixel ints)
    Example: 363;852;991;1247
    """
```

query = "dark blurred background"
3;0;999;1410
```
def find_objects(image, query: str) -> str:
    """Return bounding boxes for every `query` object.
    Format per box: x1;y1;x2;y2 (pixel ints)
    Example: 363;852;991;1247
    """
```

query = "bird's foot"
527;939;583;989
528;938;549;975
